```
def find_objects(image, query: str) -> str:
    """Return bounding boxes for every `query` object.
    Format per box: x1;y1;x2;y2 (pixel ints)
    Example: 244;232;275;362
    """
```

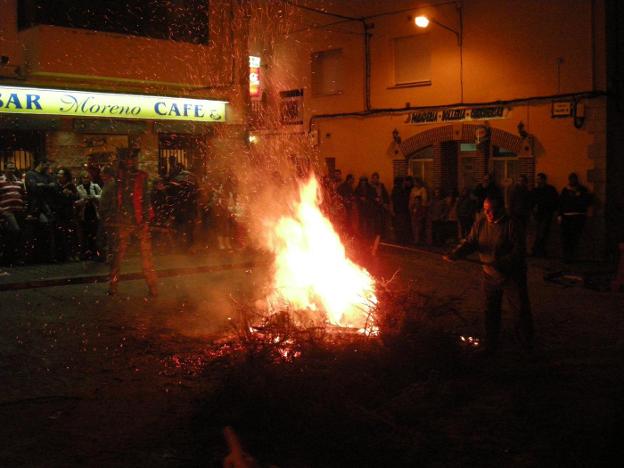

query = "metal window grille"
158;148;189;176
0;149;34;172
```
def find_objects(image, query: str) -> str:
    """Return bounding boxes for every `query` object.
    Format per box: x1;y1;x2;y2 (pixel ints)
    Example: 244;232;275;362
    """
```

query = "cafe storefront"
0;85;227;177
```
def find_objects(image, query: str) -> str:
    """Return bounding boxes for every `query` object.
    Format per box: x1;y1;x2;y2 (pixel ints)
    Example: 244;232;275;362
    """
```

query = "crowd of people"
1;153;593;268
320;169;593;263
0;153;239;268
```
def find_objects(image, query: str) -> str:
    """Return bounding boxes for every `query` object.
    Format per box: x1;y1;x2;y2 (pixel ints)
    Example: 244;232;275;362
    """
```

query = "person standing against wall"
355;176;375;240
25;160;56;262
52;167;79;262
98;166;117;263
337;174;355;237
456;187;478;239
559;172;591;263
508;175;532;228
409;178;429;245
473;173;502;210
76;171;102;260
0;161;27;265
531;173;559;257
370;172;389;240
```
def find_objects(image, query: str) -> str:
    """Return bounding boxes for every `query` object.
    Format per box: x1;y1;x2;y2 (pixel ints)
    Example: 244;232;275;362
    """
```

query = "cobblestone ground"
0;246;622;466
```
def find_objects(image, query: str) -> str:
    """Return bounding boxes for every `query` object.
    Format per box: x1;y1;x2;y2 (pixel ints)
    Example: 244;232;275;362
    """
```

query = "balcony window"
18;0;210;44
311;49;343;96
393;34;431;86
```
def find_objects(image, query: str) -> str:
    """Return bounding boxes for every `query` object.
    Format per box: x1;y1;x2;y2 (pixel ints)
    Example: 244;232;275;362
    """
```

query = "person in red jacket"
108;148;158;297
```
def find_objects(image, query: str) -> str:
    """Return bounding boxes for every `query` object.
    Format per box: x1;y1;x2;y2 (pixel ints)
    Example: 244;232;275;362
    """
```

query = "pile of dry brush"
193;283;478;466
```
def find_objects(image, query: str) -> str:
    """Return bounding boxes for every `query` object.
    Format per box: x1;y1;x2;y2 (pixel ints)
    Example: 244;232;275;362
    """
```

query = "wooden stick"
371;235;381;256
379;241;485;266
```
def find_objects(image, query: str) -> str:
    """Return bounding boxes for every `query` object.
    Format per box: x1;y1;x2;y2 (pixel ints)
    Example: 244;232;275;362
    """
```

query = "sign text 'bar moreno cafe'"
0;85;227;122
405;105;510;125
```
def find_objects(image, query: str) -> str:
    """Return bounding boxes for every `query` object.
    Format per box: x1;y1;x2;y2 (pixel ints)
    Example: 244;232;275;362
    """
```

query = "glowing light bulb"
415;16;430;28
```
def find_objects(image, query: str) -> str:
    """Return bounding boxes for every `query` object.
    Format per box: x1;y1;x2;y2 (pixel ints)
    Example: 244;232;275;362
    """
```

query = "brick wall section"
399;126;454;157
490;128;524;154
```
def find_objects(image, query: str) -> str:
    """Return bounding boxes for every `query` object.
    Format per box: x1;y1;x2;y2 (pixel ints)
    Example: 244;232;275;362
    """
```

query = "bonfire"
262;176;378;334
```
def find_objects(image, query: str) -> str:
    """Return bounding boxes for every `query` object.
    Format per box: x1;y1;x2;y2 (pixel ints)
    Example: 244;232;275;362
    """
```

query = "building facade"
250;0;623;258
0;0;249;181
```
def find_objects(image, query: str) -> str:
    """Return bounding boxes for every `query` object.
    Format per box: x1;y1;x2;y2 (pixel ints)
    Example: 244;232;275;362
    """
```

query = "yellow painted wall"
252;0;605;194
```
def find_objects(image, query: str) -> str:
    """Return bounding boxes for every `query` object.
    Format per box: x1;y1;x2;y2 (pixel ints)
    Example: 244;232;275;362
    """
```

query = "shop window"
18;0;209;44
393;34;431;86
492;146;516;157
409;159;433;188
311;49;344;96
491;146;519;187
409;146;433;160
0;149;34;172
408;146;434;186
0;130;43;171
158;134;194;177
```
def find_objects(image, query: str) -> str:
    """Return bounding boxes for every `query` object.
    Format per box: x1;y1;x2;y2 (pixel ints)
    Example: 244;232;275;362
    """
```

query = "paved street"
1;246;622;465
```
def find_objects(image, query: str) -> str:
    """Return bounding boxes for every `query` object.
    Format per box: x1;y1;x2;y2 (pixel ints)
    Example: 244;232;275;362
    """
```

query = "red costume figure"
108;148;158;297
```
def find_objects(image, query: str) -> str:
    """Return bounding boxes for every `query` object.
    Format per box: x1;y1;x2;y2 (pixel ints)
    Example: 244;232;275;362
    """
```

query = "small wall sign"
552;101;572;118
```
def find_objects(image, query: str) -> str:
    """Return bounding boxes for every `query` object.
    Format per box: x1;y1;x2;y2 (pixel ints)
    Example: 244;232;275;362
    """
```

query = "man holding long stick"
444;194;533;355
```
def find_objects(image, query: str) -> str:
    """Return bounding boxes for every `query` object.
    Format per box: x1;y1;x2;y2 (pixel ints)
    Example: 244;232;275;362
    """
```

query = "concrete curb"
0;261;260;292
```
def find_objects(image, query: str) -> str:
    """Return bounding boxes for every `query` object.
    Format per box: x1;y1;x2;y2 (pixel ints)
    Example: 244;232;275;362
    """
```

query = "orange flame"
265;177;377;329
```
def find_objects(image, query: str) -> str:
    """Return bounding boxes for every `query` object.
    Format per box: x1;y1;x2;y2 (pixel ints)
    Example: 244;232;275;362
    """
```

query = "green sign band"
0;85;227;122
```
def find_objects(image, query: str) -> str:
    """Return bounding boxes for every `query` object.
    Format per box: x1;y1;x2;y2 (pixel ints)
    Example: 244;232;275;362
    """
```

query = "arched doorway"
397;124;534;195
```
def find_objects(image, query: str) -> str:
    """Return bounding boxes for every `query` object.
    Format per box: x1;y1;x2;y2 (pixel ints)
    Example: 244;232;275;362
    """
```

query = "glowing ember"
265;177;377;329
459;335;480;347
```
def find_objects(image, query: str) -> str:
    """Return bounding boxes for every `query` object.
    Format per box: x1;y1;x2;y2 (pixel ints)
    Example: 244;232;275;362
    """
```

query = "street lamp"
414;15;462;46
414;16;430;28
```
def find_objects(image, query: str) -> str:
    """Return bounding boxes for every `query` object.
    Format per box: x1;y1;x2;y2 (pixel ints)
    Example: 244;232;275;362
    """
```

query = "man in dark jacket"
370;172;390;239
337;174;355;236
559;172;591;263
25;159;57;262
109;148;158;297
531;173;558;257
473;173;502;210
445;195;533;354
508;175;532;227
